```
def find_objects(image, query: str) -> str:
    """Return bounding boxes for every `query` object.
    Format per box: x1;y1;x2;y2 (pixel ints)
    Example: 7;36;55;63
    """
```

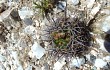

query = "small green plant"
34;0;54;18
51;31;70;49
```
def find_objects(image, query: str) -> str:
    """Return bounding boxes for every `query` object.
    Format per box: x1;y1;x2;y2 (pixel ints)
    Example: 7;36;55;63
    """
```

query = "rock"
86;0;95;8
101;16;110;33
72;0;79;5
30;42;45;59
85;54;91;61
90;3;101;18
17;65;23;70
23;18;33;25
24;25;37;39
25;65;32;70
57;1;66;11
90;55;96;63
24;26;35;35
0;54;6;62
70;57;85;68
93;16;110;34
18;7;34;19
0;0;6;3
86;54;96;64
95;38;108;52
94;58;107;68
11;51;23;70
53;58;66;70
42;63;50;70
0;3;7;13
0;34;6;42
0;4;17;21
103;56;110;62
0;64;5;70
10;9;21;21
101;9;110;15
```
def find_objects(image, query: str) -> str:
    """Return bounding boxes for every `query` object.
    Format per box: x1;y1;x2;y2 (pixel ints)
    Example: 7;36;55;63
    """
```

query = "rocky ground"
0;0;110;70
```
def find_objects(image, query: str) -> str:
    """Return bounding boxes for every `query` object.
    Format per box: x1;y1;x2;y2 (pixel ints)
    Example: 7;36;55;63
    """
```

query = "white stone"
103;56;110;62
72;0;79;5
87;0;95;8
53;58;66;70
68;0;79;5
11;51;23;70
0;54;6;62
85;54;90;61
0;0;6;3
101;9;110;15
24;26;35;35
0;64;5;70
18;7;34;19
35;20;40;26
90;3;101;18
94;58;107;68
0;54;6;61
31;42;45;59
70;57;85;68
95;38;107;52
25;65;32;70
17;66;23;70
101;16;110;32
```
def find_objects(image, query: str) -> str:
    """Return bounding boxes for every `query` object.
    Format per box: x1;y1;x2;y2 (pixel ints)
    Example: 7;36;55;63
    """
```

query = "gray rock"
57;2;66;11
23;18;33;25
10;9;21;21
42;63;50;70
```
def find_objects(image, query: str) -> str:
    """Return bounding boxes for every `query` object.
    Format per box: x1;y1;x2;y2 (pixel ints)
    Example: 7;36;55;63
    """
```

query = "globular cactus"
42;15;93;57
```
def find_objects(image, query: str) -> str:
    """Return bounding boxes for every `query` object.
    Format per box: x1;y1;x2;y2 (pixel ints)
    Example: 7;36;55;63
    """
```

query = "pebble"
101;9;110;15
24;26;35;35
90;3;101;18
23;18;33;25
18;7;34;19
0;4;16;21
0;0;6;3
30;42;45;59
94;58;107;68
103;56;110;62
10;9;21;21
72;0;79;5
0;64;5;70
11;51;23;70
95;38;108;52
87;0;95;8
25;65;32;70
101;16;110;33
57;1;66;11
86;54;96;64
42;63;49;70
53;58;66;70
70;57;85;68
0;54;6;62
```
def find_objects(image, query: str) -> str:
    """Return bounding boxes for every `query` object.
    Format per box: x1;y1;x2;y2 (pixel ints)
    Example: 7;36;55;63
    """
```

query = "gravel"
0;0;110;70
